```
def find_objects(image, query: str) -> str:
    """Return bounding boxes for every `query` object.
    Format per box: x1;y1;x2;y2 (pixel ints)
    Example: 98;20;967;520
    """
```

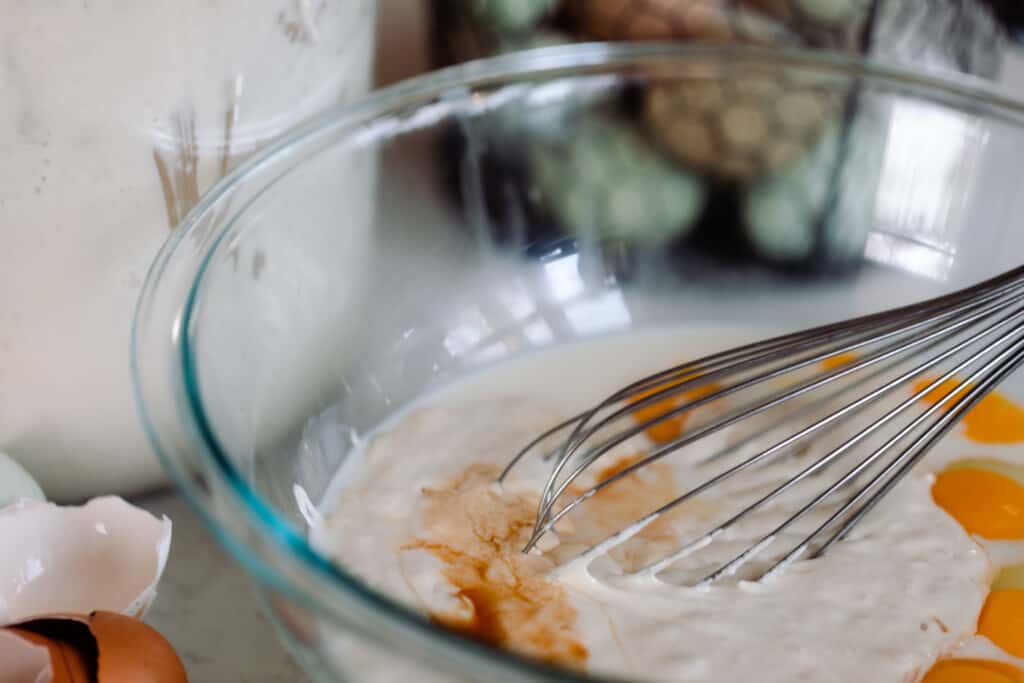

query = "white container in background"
0;1;377;500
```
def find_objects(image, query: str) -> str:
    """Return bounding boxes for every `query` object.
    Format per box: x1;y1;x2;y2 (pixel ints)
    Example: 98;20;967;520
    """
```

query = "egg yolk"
913;378;1024;444
820;351;859;371
978;590;1024;658
630;376;720;444
931;468;1024;539
921;659;1024;683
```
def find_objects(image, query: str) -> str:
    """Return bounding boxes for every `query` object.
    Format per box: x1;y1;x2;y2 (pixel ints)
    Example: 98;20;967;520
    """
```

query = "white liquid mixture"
316;328;1024;682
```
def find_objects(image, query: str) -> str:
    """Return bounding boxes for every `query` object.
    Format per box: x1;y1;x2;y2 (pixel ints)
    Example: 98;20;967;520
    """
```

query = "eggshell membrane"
0;628;53;683
0;497;171;624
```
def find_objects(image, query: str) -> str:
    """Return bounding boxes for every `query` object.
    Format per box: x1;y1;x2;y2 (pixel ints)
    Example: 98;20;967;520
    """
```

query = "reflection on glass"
864;231;956;279
544;252;586;301
443;307;493;358
868;100;987;279
565;290;632;335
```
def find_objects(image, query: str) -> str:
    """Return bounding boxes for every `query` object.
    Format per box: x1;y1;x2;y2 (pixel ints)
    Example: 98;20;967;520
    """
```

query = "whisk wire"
558;307;1024;575
523;278;1024;535
525;293;1024;550
510;265;1024;582
562;281;1024;469
700;324;1024;584
561;263;1024;461
768;334;1024;578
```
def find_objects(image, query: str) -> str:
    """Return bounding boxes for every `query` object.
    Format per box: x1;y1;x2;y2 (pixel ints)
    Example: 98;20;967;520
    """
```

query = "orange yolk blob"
913;378;1024;444
978;590;1024;658
629;376;720;444
931;468;1024;540
921;659;1024;683
820;351;859;371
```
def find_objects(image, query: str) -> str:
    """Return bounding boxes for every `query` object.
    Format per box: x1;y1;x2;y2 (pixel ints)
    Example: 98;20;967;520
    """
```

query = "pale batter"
315;329;1024;682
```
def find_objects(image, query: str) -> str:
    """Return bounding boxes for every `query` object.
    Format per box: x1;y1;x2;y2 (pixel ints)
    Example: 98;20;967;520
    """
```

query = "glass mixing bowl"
133;43;1024;682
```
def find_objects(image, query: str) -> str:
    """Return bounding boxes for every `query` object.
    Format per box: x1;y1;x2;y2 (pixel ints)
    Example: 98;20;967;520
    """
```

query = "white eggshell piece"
0;496;171;624
0;451;45;507
0;629;52;683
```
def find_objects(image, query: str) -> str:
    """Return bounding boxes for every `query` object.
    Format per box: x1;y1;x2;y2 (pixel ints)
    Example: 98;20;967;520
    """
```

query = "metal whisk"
499;264;1024;586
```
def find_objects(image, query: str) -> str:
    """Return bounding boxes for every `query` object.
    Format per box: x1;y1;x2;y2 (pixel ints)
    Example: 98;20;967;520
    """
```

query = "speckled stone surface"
137;492;306;682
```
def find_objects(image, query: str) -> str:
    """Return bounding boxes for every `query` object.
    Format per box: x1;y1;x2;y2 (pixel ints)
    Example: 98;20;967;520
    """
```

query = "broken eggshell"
2;611;187;683
2;619;93;683
1;627;54;683
0;496;171;624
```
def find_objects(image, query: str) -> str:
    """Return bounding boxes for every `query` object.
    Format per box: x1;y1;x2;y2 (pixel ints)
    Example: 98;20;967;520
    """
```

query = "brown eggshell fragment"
87;611;187;683
3;612;187;683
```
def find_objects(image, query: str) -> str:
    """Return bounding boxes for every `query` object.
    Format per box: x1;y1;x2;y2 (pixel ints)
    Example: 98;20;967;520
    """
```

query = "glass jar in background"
0;1;377;500
426;0;1018;276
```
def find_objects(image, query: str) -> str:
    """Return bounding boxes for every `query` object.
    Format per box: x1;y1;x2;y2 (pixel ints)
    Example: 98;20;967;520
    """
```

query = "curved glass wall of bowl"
442;67;1004;289
132;45;1024;683
867;98;989;280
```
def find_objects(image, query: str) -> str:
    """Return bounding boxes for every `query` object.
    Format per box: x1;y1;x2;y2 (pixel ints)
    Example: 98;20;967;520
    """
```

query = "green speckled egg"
530;115;706;245
742;107;883;264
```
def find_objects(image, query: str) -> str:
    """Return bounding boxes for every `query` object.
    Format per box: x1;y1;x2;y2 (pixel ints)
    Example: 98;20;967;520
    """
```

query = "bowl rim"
132;40;1024;682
